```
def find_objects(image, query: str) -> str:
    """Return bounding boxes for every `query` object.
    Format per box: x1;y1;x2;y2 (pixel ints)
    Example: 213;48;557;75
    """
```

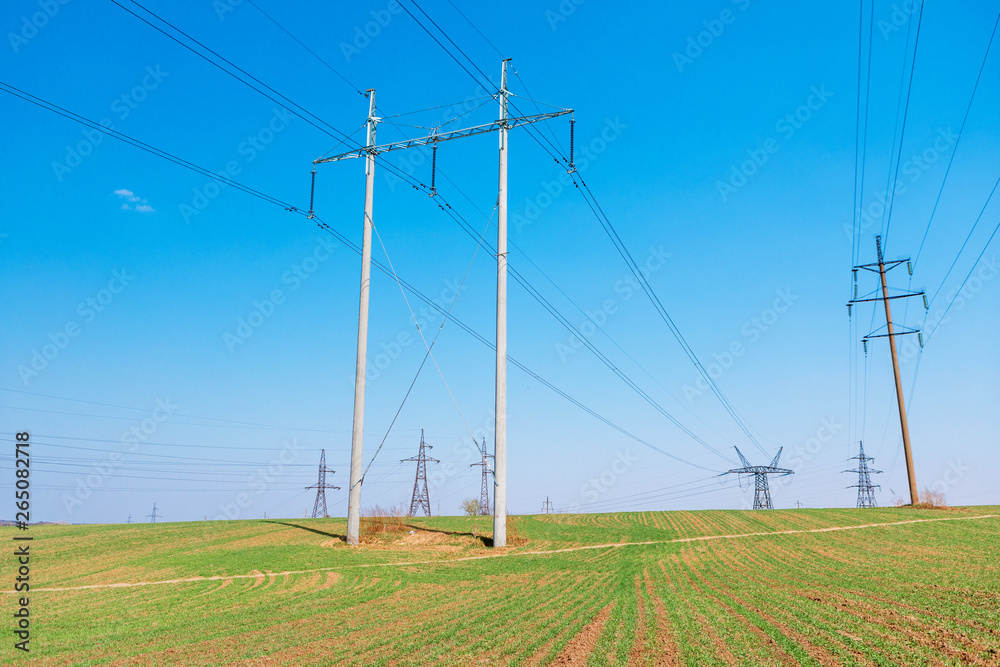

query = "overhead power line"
396;0;769;457
10;12;727;472
913;9;1000;270
881;0;925;251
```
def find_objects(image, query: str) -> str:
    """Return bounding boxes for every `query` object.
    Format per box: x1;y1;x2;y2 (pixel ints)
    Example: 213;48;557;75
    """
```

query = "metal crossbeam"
849;291;925;303
314;110;572;164
722;447;793;510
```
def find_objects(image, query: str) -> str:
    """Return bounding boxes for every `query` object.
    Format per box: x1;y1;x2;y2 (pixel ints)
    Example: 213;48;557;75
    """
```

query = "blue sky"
2;0;998;523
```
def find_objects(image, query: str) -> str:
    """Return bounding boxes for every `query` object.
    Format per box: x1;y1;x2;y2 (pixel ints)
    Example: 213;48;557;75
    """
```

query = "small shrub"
460;498;481;517
360;503;407;542
506;515;527;546
919;488;947;508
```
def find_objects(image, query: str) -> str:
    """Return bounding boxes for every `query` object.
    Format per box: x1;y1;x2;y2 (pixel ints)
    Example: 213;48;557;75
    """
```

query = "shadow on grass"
264;520;346;542
402;523;493;547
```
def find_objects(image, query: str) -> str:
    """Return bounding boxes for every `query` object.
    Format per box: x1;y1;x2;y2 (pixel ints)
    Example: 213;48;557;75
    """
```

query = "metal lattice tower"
844;441;882;508
469;437;494;516
306;449;340;519
722;447;794;510
126;513;132;524
402;430;439;517
146;503;160;523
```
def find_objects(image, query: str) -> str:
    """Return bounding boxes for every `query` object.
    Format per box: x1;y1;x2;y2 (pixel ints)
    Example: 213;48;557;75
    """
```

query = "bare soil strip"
16;514;996;594
552;603;614;665
643;572;682;666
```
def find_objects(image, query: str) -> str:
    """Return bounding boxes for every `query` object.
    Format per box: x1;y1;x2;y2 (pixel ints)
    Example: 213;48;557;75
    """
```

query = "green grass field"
3;506;999;665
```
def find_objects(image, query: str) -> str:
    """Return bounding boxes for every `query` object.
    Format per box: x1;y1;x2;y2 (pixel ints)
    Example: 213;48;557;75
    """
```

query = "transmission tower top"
721;447;794;510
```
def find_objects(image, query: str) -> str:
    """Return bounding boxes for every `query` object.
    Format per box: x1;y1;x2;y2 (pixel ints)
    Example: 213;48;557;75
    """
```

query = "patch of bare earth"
639;570;681;666
552;603;614;665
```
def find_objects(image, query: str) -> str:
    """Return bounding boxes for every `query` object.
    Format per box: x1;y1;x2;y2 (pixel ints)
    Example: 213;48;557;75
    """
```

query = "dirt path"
14;514;997;594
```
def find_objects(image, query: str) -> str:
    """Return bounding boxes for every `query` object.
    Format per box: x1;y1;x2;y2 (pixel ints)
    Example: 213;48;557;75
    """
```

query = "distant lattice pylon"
721;447;794;510
844;441;882;508
469;437;494;516
402;430;439;517
306;449;340;519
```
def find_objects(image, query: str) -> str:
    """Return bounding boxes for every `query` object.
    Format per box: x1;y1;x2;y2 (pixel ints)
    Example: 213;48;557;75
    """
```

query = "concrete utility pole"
494;59;510;548
541;497;553;514
311;64;571;548
848;236;925;505
346;89;378;546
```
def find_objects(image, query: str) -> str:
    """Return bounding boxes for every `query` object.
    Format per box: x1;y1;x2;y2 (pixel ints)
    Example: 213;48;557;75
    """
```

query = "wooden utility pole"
848;236;926;505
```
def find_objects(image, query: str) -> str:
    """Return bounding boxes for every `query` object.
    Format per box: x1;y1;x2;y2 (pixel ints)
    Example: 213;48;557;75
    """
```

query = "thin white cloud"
114;189;155;213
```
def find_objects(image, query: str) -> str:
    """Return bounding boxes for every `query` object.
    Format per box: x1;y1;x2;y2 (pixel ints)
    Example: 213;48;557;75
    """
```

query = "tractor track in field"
14;514;997;594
